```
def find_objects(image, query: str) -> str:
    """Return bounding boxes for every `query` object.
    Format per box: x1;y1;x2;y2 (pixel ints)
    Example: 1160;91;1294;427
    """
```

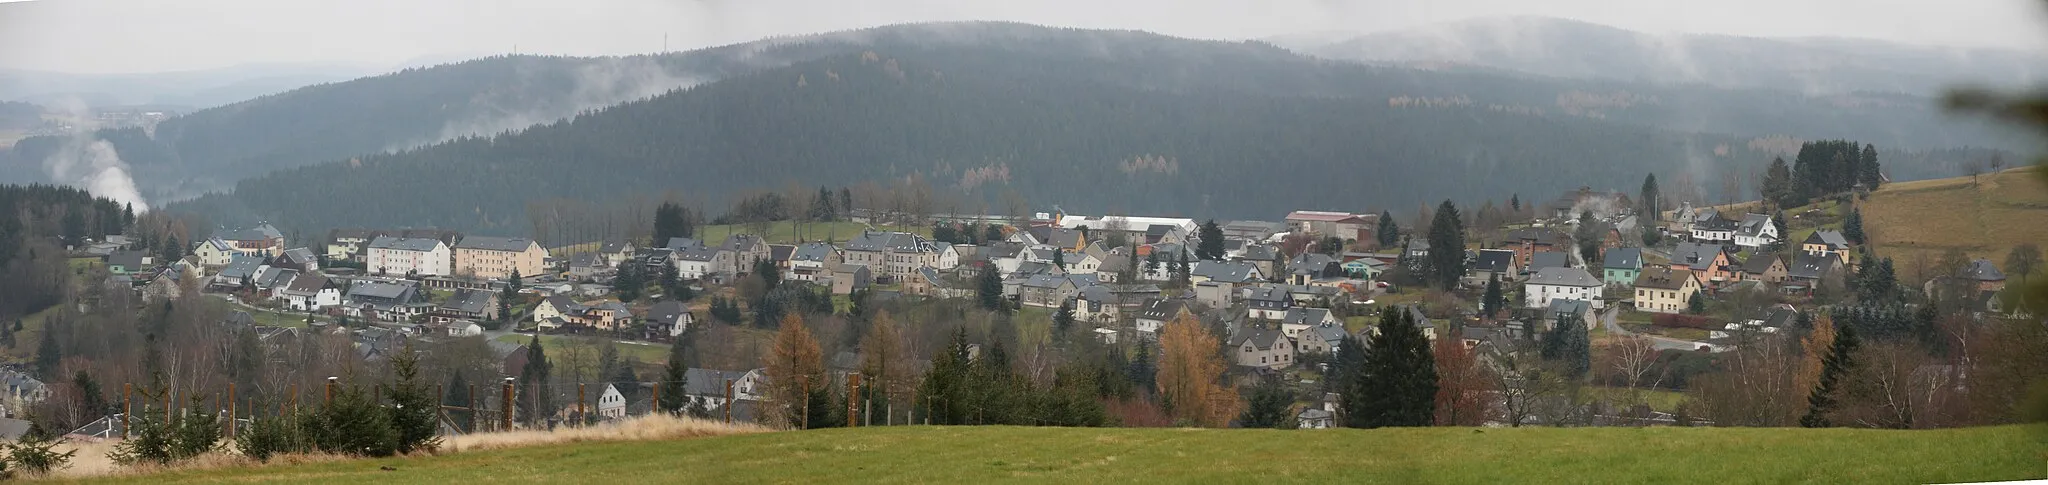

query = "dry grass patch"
55;414;763;482
1865;167;2048;263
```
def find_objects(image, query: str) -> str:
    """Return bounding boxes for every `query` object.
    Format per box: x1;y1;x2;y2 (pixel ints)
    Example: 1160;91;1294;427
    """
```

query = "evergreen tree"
1052;249;1066;269
1639;174;1661;221
1762;157;1795;209
839;188;853;217
1347;307;1437;428
1424;200;1466;290
1769;210;1790;252
616;260;642;303
1195;220;1226;260
813;186;837;221
1575;209;1602;264
977;266;1005;311
755;258;781;292
1328;334;1366;393
1053;299;1076;337
1510;194;1521;213
1842;209;1865;245
1173;249;1192;286
1687;289;1707;315
444;372;472;433
1859;143;1882;189
1127;343;1155;392
159;235;182;265
1539;310;1591;379
384;341;441;454
653;202;692;244
1144;251;1160;276
518;335;553;426
1482;275;1503;319
72;371;108;418
1376;210;1400;248
1237;378;1294;429
1800;325;1860;428
33;321;60;379
659;342;690;415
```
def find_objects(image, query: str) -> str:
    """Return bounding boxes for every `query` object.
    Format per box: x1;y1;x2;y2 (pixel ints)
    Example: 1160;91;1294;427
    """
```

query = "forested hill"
1;22;2023;209
170;44;1999;236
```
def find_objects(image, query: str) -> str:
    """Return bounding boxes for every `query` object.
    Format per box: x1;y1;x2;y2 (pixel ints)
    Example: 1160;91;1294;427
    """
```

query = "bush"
235;410;311;462
109;394;221;466
307;386;399;457
6;432;74;477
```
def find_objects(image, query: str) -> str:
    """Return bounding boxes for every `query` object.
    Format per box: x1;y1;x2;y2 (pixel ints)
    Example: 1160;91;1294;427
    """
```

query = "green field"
81;425;2045;484
492;333;671;364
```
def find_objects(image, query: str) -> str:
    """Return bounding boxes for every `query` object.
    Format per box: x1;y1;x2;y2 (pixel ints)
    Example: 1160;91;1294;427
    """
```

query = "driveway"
1600;307;1708;352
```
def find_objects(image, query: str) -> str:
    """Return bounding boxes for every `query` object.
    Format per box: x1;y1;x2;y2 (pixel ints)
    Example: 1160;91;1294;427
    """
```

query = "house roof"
666;237;704;250
440;288;496;313
1021;274;1077;289
1247;286;1291;302
790;243;837;263
600;241;634;253
1014;261;1059;276
278;247;317;265
1741;253;1783;275
1529;251;1570;272
671;245;722;262
1965;259;2006;282
1308;321;1348;343
455;235;539;252
1735;213;1773;236
1603;248;1642;270
544;294;586;315
1220;220;1287;235
1191;260;1261;283
683;368;751;396
199;237;233;252
219;223;283;242
646;300;689;323
218;254;265;279
1231;328;1286;350
1788;252;1840;280
1504;227;1568;245
1528;267;1602;288
1806;230;1850;248
1474;249;1516;274
1634;266;1694;291
1671;242;1726;271
368;235;444;252
1548;299;1592;320
107;250;147;269
846;231;935;252
283;273;330;294
348;281;414;301
570;253;601;268
1282;307;1332;326
256;267;298;289
329;228;381;241
1136;298;1188;321
1239;244;1278;261
721;235;765;251
1291;253;1339;272
769;244;796;262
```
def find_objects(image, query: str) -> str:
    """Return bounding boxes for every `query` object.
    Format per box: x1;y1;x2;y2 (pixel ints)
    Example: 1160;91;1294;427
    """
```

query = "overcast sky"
4;0;2047;74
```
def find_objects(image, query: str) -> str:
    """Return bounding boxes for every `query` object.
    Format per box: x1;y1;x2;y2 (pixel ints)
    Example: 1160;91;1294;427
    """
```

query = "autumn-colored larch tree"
1155;313;1236;427
1432;333;1493;426
767;313;824;428
860;310;911;424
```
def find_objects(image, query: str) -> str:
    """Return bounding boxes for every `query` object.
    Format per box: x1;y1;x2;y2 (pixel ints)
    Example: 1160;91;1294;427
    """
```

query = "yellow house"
454;236;546;280
1633;267;1701;314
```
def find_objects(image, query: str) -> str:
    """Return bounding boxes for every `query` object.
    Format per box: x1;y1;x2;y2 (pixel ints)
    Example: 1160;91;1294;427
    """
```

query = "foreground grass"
79;425;2044;484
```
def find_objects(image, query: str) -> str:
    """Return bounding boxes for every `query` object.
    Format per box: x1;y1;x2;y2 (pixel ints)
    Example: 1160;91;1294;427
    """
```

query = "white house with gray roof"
366;236;451;277
1525;267;1604;310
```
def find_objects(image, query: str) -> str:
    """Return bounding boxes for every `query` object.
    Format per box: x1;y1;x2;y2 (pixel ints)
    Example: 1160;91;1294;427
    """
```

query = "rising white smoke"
41;102;150;211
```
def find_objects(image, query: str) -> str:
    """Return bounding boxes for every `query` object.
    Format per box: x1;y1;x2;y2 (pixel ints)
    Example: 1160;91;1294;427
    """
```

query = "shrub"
235;410;312;462
307;386;398;457
7;432;76;476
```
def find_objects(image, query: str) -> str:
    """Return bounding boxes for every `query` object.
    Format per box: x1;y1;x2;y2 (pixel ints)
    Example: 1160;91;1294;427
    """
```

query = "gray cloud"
2;0;2046;74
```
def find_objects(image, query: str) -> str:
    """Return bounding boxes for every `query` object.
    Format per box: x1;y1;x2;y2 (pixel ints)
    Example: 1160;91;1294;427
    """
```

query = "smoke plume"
41;101;150;211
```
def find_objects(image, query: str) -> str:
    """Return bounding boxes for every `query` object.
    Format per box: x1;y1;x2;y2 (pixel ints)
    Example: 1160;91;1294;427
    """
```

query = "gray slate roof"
1603;247;1642;270
368;235;444;252
1671;242;1726;272
1806;230;1850;248
441;288;495;313
1191;260;1260;283
455;235;538;252
1530;251;1570;272
1965;259;2006;281
219;223;282;242
1474;249;1516;274
1528;267;1602;288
